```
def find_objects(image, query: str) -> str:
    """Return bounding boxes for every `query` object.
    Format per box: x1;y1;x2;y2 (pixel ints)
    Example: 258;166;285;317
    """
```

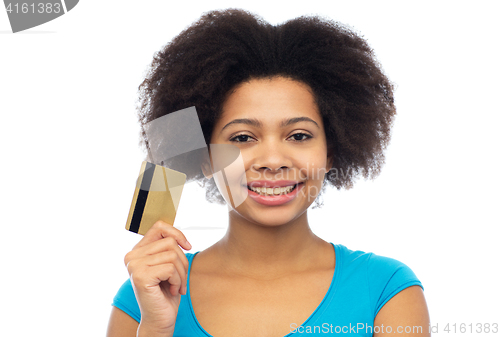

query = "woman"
107;9;430;337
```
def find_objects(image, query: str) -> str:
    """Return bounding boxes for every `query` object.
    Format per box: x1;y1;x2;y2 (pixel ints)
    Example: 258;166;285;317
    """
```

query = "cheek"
297;152;329;182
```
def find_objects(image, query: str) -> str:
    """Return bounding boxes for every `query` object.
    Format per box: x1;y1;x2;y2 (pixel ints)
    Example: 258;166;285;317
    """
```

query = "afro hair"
136;8;396;208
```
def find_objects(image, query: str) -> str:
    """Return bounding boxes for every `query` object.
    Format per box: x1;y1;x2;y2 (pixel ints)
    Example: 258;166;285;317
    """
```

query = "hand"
124;220;192;335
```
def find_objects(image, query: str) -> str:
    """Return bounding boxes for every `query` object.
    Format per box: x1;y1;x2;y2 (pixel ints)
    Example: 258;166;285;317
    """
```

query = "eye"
229;134;255;143
288;133;312;142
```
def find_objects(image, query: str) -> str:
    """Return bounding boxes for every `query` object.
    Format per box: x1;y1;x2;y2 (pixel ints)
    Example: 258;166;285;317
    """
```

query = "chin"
242;205;306;227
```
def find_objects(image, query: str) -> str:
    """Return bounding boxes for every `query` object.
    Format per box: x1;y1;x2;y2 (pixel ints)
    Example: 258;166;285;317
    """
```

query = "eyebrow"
220;117;320;132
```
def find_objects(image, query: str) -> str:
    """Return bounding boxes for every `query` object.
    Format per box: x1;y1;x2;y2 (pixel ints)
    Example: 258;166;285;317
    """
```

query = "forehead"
217;77;321;127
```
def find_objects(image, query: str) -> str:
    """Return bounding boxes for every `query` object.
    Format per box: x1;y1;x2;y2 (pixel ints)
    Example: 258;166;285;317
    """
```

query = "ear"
200;147;214;179
326;155;334;172
201;161;213;179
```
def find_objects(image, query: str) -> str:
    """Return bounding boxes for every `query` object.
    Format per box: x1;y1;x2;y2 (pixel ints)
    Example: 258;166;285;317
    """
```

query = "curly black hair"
136;8;396;209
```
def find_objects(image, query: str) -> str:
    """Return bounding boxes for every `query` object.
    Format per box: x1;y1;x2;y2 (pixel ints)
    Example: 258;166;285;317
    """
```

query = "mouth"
245;182;303;196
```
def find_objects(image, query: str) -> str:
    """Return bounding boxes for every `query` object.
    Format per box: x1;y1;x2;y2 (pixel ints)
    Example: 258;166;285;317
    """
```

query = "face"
206;76;333;227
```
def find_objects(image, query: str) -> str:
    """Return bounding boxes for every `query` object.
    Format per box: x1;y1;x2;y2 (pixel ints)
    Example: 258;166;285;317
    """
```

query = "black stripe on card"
129;162;155;233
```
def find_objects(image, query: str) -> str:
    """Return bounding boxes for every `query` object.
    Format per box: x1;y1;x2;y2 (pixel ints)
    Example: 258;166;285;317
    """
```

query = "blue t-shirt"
112;243;423;336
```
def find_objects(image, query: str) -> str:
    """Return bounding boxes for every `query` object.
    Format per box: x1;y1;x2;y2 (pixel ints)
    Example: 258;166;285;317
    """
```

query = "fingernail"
185;240;192;249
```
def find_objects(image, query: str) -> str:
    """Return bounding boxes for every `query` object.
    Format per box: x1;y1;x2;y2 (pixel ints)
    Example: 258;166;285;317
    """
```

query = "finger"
125;236;190;273
131;263;182;296
150;264;183;297
145;251;187;295
140;250;188;289
128;251;188;295
133;221;191;251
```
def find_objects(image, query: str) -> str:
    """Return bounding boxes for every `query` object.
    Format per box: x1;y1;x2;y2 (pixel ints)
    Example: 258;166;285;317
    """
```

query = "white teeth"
249;185;296;196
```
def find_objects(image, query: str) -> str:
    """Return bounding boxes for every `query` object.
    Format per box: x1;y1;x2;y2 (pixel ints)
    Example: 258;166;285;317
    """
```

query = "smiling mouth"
245;183;302;196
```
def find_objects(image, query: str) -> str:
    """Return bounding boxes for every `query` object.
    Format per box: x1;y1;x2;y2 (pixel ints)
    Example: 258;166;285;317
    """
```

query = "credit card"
125;161;186;235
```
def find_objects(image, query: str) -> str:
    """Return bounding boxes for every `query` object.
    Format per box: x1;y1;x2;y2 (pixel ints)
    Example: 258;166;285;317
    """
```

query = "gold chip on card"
125;161;186;235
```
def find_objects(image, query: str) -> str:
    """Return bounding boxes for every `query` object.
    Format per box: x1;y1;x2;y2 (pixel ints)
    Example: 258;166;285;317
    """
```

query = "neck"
212;208;327;279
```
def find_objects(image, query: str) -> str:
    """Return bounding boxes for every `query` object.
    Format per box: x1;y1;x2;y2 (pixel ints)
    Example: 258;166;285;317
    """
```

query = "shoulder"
337;243;421;282
112;278;141;323
335;244;423;315
337;243;415;273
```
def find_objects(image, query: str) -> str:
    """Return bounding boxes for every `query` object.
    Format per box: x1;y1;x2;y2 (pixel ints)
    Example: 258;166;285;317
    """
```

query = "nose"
249;139;292;174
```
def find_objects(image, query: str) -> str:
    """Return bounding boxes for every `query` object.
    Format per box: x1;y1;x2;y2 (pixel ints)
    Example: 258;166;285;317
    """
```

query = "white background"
1;1;499;336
